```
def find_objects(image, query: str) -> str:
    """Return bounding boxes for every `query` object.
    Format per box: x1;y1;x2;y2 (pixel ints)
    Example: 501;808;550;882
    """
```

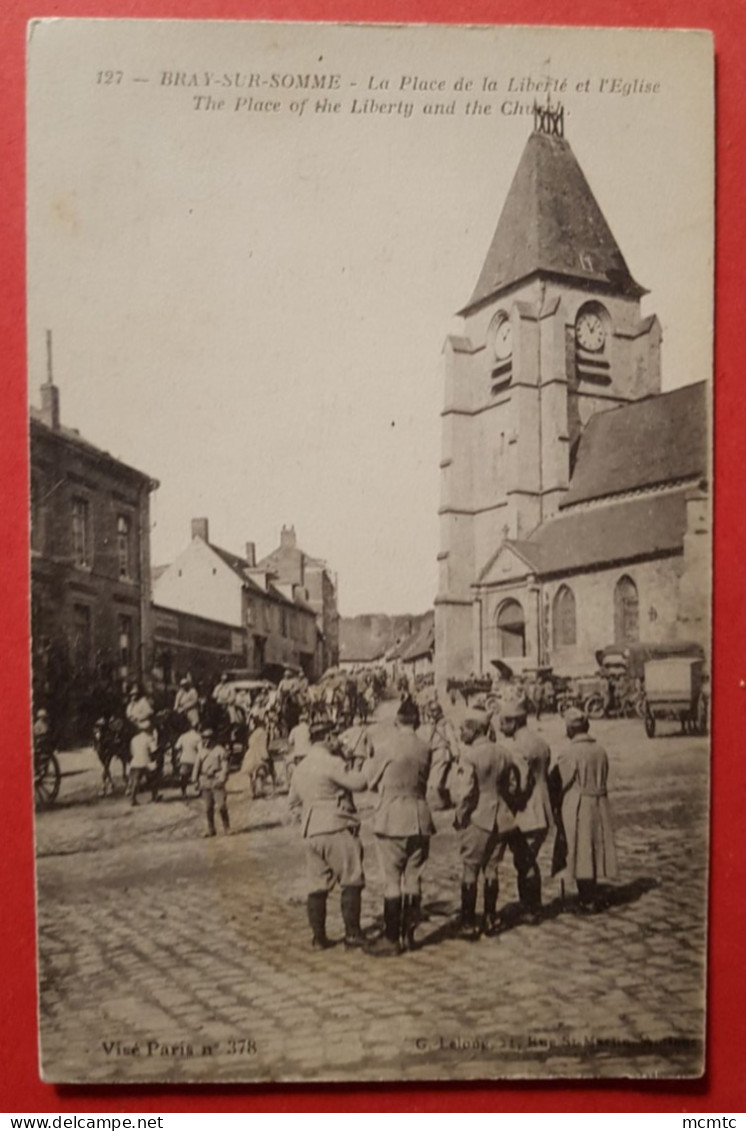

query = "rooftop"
461;130;645;315
489;489;693;580
563;382;708;507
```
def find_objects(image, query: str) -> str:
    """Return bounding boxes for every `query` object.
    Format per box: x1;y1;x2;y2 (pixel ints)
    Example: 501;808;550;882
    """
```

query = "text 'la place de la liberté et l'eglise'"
144;69;663;117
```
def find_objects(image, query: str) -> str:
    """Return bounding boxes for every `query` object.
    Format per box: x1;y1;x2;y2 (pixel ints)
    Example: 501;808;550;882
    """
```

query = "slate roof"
338;639;386;664
563;382;707;507
30;408;157;487
210;543;301;608
481;490;691;581
461;131;645;315
400;611;435;662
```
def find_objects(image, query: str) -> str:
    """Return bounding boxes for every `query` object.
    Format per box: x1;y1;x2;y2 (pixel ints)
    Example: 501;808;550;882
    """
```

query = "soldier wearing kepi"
364;698;435;956
288;719;369;949
499;700;553;923
452;705;519;938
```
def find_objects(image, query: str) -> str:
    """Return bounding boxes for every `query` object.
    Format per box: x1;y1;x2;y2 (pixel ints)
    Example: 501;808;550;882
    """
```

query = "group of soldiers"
287;694;618;956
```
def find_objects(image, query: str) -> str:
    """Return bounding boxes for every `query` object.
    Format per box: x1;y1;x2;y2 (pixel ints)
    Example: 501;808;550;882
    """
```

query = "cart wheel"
35;751;61;807
644;711;656;739
585;694;606;720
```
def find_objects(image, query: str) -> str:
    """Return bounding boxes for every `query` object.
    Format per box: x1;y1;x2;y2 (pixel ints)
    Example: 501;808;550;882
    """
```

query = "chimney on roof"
280;524;297;550
245;541;256;568
191;517;209;542
40;330;60;431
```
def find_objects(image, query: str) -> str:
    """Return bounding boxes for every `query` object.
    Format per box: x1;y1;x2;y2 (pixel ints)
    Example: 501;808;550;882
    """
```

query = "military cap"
396;699;420;726
464;705;490;733
200;722;215;736
564;707;588;727
500;699;528;721
309;718;334;740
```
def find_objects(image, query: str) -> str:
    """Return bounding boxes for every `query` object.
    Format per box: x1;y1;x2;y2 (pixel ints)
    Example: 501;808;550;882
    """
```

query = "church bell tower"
435;103;662;685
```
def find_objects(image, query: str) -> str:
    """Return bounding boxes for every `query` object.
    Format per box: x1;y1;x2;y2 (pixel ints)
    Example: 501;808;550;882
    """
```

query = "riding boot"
402;893;421;951
457;882;479;939
220;808;230;833
523;873;542;923
340;886;365;948
516;869;530;907
365;897;402;957
307;890;332;948
483;879;499;935
575;878;601;914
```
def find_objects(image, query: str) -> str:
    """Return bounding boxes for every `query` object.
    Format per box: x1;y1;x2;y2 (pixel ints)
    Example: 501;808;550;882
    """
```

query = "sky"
27;21;713;615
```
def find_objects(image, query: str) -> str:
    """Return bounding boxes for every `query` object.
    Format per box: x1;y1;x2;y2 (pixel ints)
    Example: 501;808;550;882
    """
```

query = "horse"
92;715;133;796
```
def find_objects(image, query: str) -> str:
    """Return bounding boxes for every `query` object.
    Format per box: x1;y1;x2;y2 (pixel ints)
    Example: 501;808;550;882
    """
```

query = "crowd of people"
286;693;618;956
34;666;619;952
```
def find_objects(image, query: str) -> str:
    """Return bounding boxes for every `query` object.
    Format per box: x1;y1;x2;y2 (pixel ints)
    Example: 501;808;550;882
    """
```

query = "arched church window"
574;301;611;386
552;585;576;649
614;575;639;644
496;598;526;658
489;310;513;396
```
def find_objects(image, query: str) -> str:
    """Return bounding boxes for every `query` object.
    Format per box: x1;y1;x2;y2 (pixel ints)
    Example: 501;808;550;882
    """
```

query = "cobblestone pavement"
35;700;708;1084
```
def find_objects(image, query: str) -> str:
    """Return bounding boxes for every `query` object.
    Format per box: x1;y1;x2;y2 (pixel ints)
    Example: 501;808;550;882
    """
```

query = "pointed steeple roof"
460;129;646;315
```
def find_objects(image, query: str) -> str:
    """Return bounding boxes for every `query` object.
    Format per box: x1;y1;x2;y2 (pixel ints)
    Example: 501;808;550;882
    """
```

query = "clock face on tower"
493;316;513;362
576;310;607;352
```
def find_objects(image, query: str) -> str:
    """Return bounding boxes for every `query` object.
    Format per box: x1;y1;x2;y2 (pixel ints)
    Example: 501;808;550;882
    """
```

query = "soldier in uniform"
552;708;618;913
174;720;201;797
127;721;160;806
288;719;369;949
174;675;200;728
287;710;312;770
213;673;238;725
364;698;435;956
422;700;458;811
452;706;519;937
192;723;231;837
126;682;154;732
499;701;553;923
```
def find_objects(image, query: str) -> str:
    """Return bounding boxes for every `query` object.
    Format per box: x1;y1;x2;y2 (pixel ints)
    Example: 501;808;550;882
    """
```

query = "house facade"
152;518;322;688
257;525;339;673
30;379;158;743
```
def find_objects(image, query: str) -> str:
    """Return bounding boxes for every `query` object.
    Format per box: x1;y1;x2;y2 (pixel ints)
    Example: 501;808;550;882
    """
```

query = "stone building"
435;110;710;685
257;525;339;672
152;518;322;687
30;378;158;743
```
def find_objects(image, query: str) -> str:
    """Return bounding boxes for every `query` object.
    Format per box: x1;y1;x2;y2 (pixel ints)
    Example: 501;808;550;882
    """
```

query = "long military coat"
556;734;618;882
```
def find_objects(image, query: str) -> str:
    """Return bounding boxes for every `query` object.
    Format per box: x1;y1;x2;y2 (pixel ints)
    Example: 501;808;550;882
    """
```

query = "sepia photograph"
27;20;713;1084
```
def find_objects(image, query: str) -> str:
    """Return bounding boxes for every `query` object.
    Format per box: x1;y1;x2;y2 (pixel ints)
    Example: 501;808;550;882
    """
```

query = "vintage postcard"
28;21;713;1083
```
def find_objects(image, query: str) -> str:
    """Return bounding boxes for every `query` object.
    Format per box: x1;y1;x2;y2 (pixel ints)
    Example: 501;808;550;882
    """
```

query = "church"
434;105;710;684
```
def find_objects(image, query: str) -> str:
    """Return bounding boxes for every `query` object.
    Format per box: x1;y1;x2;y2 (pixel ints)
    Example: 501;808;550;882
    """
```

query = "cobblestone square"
35;704;708;1084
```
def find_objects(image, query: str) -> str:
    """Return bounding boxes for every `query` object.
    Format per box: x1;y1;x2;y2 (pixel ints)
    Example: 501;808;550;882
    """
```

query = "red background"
2;0;744;1113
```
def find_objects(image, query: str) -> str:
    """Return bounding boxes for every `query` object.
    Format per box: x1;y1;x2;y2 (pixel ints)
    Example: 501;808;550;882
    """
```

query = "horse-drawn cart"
641;656;708;737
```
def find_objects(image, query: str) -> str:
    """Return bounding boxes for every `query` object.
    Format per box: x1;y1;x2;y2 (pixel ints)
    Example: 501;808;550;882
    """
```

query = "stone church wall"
476;554;685;677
